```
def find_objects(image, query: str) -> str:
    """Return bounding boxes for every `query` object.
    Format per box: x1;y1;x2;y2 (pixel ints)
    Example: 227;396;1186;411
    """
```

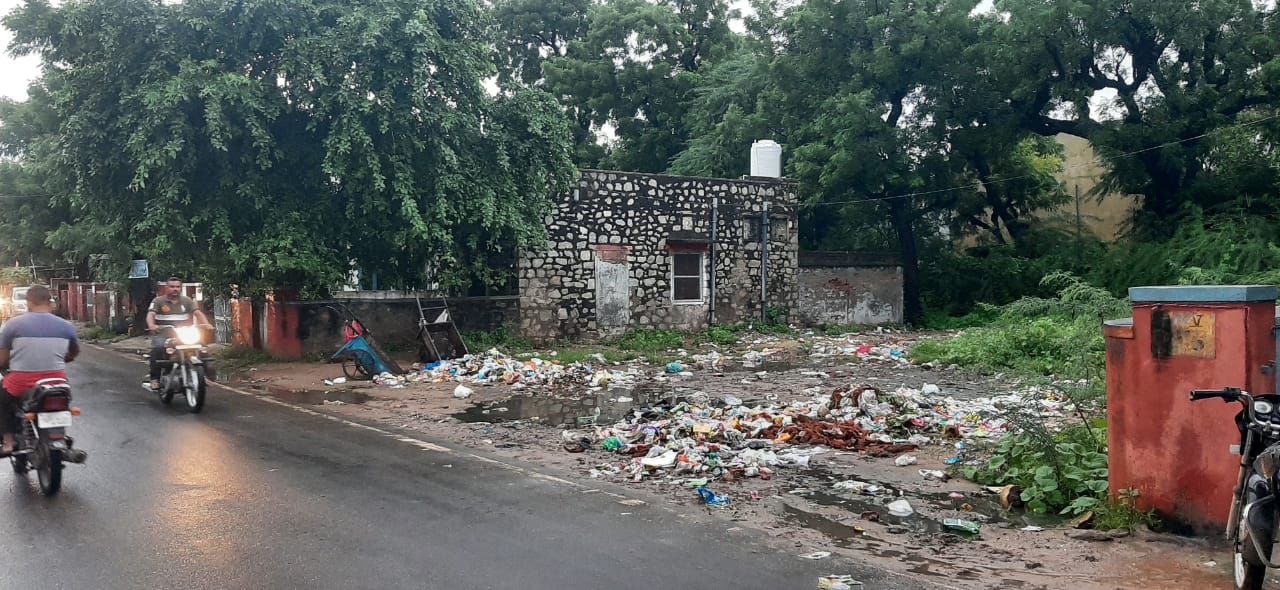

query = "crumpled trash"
833;480;885;496
724;394;743;407
641;449;678;468
894;454;918;466
919;469;948;481
696;487;730;508
666;362;685;374
452;385;474;399
799;551;833;560
887;499;914;517
921;383;941;395
818;575;863;589
943;518;981;535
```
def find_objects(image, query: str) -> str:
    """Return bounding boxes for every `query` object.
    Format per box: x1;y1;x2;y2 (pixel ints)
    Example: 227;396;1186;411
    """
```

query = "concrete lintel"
1129;285;1279;304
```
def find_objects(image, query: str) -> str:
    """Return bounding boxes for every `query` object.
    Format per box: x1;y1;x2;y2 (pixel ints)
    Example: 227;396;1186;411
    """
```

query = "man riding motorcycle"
146;278;213;392
0;285;80;455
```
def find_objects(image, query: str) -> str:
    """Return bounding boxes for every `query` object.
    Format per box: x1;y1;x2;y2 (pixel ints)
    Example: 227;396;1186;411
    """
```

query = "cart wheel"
342;352;374;380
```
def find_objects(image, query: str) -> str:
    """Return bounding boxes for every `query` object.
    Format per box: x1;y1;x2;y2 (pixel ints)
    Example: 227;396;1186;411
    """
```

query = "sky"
0;0;39;101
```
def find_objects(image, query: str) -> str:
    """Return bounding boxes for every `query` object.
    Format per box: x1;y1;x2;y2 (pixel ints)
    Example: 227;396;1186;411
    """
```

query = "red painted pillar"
1107;285;1277;532
264;302;303;360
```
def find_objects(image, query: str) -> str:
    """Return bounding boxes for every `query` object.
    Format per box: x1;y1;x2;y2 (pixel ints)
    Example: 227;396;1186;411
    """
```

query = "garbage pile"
404;349;645;390
562;383;1074;483
807;337;911;363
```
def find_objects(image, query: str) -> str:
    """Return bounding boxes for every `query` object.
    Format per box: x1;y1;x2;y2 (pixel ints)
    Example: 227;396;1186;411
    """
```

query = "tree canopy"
0;0;576;294
4;0;1280;317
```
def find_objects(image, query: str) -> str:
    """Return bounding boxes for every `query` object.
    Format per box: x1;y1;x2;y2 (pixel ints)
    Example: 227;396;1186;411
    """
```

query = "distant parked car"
11;286;31;316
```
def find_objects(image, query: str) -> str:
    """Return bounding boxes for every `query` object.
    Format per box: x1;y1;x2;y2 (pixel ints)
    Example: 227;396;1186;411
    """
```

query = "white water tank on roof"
750;140;783;178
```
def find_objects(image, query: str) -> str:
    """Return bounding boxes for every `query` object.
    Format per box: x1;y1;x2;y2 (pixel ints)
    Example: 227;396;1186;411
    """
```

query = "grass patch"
463;327;533;353
215;346;274;371
81;326;118;342
618;329;686;354
822;325;869;336
699;326;739;346
548;349;639;364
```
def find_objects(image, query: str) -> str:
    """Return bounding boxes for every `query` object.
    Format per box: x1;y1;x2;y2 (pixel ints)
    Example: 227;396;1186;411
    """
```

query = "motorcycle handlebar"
1190;388;1244;402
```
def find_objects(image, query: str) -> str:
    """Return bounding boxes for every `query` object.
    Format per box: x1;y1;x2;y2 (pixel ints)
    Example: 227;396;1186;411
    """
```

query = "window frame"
669;251;705;304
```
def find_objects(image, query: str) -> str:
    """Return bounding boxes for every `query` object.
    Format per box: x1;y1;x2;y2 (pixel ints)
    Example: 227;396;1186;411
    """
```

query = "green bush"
964;426;1109;515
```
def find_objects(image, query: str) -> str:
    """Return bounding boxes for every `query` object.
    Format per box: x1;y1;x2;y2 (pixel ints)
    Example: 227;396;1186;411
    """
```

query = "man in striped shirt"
146;278;213;391
0;285;80;455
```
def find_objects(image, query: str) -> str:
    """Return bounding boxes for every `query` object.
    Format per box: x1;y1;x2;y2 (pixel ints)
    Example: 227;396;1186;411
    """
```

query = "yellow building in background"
1051;133;1135;243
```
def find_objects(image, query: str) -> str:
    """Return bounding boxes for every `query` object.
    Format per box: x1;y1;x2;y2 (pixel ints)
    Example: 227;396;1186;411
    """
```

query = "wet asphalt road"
0;346;943;590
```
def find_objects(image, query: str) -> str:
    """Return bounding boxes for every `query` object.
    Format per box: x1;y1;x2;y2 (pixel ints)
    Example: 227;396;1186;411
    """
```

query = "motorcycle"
5;376;88;496
153;325;210;413
1192;386;1280;589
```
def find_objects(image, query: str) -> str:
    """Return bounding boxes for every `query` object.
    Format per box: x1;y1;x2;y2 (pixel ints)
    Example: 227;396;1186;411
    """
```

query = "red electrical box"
1106;285;1277;531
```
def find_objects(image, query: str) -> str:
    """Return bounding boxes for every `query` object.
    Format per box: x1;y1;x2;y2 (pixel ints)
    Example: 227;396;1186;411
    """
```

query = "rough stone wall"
794;254;903;326
519;170;799;341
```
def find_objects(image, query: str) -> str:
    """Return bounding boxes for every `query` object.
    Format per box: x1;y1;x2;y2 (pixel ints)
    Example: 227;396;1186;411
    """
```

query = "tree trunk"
888;197;924;326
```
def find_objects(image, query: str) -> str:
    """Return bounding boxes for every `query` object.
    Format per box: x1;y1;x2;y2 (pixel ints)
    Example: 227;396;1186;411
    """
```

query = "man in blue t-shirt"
0;285;79;455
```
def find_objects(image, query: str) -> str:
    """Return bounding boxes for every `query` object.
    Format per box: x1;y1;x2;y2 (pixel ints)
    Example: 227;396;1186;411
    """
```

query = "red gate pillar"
1106;285;1277;531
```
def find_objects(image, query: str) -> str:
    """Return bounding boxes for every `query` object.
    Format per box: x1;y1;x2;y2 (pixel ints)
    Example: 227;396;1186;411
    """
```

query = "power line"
798;112;1280;208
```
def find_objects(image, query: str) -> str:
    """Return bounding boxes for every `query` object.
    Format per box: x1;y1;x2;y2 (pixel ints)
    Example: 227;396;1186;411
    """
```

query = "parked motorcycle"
153;325;209;413
6;376;88;496
1192;386;1280;589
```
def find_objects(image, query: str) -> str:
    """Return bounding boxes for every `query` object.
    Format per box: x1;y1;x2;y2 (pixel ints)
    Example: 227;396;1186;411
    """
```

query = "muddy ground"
102;331;1261;589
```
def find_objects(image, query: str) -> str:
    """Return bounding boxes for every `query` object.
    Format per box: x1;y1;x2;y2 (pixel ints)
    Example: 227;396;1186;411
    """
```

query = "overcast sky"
0;0;39;101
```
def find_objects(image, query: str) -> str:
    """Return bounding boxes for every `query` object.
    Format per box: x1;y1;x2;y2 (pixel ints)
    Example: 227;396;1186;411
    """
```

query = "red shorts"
4;371;68;398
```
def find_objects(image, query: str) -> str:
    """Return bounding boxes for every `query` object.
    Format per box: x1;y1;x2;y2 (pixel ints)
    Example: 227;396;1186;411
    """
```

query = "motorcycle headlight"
1257;447;1280;483
176;326;202;345
1255;401;1275;416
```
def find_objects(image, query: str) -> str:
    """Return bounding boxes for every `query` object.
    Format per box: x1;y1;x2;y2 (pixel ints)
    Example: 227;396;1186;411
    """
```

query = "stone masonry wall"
519;170;800;341
794;252;903;326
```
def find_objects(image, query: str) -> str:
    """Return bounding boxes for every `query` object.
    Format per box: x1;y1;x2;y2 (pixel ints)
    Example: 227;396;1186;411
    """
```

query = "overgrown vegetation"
912;273;1126;380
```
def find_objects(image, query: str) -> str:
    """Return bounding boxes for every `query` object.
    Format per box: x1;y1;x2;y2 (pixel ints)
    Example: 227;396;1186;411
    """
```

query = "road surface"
0;345;940;590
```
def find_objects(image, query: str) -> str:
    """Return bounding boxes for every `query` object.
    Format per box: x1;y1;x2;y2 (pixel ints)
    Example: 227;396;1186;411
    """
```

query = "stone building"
517;169;801;341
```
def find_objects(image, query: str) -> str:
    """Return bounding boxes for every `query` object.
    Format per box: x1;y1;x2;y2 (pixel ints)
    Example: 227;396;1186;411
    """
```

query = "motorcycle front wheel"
1235;481;1271;590
185;365;207;414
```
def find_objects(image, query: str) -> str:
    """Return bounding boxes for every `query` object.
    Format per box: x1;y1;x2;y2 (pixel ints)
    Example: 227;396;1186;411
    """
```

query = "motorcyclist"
146;278;213;392
0;285;79;455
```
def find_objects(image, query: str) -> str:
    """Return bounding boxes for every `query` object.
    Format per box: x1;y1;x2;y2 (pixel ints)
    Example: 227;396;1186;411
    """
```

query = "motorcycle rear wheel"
35;444;61;497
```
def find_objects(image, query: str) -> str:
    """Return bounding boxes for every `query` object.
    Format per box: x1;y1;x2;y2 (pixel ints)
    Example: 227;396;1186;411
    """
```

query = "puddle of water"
452;383;683;427
791;487;950;534
789;470;1064;536
268;389;372;405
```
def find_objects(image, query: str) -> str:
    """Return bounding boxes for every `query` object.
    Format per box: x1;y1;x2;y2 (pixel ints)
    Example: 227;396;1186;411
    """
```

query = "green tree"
543;0;737;172
3;0;576;294
770;0;981;325
986;0;1280;228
